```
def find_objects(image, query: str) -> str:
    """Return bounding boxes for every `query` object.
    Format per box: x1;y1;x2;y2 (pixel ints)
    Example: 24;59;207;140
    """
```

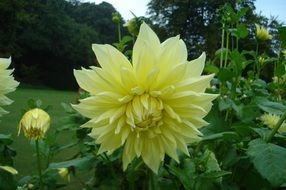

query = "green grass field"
0;87;81;188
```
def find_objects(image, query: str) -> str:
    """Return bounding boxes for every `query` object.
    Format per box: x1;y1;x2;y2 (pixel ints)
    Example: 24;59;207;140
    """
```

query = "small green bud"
112;12;122;24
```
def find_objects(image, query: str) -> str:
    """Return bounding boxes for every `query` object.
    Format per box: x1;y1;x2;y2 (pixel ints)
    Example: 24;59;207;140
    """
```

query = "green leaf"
275;62;286;77
255;97;286;114
217;68;234;82
247;139;286;187
229;50;246;75
202;171;232;179
251;127;271;140
205;64;219;75
233;24;248;39
236;104;260;123
278;26;286;48
61;102;75;114
48;156;95;170
237;7;248;18
218;98;232;111
202;132;240;141
168;165;192;189
0;134;13;145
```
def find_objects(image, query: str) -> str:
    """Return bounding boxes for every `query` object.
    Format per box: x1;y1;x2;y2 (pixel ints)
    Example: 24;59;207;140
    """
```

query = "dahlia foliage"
73;23;217;173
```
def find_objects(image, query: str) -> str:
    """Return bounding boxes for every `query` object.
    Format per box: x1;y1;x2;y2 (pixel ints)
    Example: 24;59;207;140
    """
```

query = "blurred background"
0;0;284;90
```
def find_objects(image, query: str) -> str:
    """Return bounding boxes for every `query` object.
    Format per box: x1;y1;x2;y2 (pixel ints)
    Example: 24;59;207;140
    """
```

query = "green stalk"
220;23;225;68
149;169;156;190
224;30;230;68
117;23;122;42
36;140;43;190
255;42;259;78
266;111;286;142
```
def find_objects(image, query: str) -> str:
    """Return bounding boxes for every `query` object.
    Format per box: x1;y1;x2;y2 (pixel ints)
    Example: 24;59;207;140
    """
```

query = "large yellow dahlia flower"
0;57;19;117
73;23;217;173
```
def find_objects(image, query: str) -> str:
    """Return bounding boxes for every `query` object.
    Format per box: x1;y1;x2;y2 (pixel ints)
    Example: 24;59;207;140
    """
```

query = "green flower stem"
266;110;286;143
236;23;239;50
255;42;260;78
220;23;225;68
149;169;156;190
224;30;230;68
36;140;43;190
117;23;122;42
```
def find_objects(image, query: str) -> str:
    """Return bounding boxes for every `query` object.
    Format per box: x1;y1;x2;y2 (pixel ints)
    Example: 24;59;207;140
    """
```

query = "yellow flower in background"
260;113;286;133
0;57;19;117
255;24;272;41
258;57;266;67
0;165;18;175
58;168;70;181
73;23;217;173
18;108;50;140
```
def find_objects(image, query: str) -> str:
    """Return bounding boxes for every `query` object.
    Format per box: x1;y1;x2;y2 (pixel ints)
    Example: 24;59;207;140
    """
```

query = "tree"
0;0;120;89
147;0;258;58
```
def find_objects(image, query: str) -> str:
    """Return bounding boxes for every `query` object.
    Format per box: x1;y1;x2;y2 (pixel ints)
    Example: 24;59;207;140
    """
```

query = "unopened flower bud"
125;17;144;36
112;12;122;24
18;108;50;140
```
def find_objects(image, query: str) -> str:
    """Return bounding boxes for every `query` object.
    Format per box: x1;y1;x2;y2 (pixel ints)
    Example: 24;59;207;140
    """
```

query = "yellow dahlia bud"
18;108;50;140
0;57;19;117
255;24;272;41
58;168;70;181
73;22;218;173
260;113;286;133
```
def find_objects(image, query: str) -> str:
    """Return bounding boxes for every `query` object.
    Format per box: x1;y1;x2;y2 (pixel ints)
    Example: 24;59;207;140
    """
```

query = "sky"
87;0;286;23
255;0;286;23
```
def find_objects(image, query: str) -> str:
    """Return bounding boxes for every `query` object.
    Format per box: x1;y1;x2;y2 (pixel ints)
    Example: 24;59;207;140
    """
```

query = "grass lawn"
0;87;84;189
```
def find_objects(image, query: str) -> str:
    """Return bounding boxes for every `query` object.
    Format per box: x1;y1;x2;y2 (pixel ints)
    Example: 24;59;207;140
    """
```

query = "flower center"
24;127;43;140
126;94;164;131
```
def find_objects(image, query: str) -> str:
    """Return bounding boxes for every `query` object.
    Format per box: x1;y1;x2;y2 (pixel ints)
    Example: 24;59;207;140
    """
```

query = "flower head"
0;57;19;117
73;23;217;173
58;168;70;181
18;108;50;140
258;56;267;66
125;17;144;36
255;24;272;41
260;113;286;133
112;12;122;24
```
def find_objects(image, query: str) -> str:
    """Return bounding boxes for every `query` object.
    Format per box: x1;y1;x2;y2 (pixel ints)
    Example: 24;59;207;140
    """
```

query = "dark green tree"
0;0;119;89
147;0;258;58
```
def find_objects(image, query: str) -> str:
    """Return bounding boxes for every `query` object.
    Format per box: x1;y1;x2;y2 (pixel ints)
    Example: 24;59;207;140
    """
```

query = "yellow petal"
0;165;18;175
185;52;206;77
133;22;160;72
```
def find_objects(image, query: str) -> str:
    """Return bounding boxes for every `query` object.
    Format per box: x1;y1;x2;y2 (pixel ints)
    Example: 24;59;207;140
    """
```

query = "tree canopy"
0;0;118;89
147;0;272;58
